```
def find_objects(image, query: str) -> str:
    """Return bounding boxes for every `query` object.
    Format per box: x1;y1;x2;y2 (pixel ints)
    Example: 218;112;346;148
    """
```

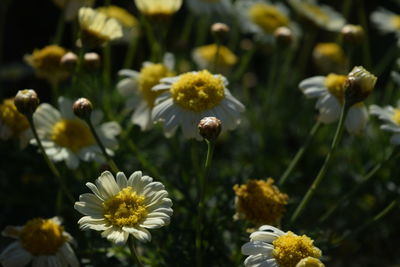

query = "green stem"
85;118;119;174
72;46;85;88
179;14;194;45
213;42;221;73
357;0;371;69
103;43;111;88
123;34;139;69
232;46;256;82
140;15;161;62
27;115;75;204
128;236;144;267
290;102;349;224
53;8;66;45
279;121;321;186
196;140;215;267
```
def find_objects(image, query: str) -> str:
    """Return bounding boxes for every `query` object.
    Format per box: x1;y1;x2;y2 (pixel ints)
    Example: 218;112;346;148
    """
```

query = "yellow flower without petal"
313;42;347;74
192;44;237;73
135;0;182;19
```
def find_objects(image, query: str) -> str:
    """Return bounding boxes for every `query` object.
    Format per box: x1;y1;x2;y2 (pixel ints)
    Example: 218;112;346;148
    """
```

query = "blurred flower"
0;98;31;148
192;44;237;73
24;45;70;86
134;0;182;19
117;54;176;131
313;42;347;74
299;73;368;134
52;0;94;21
74;170;173;244
152;70;245;140
288;0;345;31
341;24;364;45
186;0;233;15
296;257;325;267
370;101;400;145
31;97;121;169
233;178;288;226
242;225;322;267
78;7;123;48
371;8;400;43
0;217;78;267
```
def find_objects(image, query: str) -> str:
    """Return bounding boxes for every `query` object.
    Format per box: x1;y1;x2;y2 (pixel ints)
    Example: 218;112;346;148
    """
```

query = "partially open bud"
211;23;230;42
73;98;93;119
274;26;293;47
60;52;78;71
296;257;325;267
341;24;364;45
83;52;101;70
345;66;377;106
198;117;221;141
14;89;40;116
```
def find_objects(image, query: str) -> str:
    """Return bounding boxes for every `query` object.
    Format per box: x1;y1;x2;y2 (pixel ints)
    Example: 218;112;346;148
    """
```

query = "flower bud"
60;52;78;71
211;23;230;42
198;117;221;141
345;66;377;106
14;89;40;116
341;24;364;45
73;98;93;119
274;26;293;47
296;257;325;267
83;52;101;70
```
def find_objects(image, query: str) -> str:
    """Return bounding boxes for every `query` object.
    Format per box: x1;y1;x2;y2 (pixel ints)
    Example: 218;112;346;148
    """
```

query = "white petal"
122;226;151;242
95;171;120;199
101;227;129;245
241;241;274;256
0;241;32;267
345;105;368;134
116;172;128;189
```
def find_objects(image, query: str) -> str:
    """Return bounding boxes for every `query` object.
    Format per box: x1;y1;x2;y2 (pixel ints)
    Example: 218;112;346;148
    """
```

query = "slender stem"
123;34;139;69
290;102;349;224
279;121;321;186
213;42;221;73
84;118;119;173
196;140;215;267
179;14;194;45
103;43;111;88
357;0;371;69
72;46;85;88
53;8;66;45
27;115;75;204
140;15;161;62
128;236;144;267
232;46;256;82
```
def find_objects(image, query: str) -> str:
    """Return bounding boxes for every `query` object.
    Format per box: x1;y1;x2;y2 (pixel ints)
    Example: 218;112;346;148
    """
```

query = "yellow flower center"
170;70;225;112
248;3;289;34
390;16;400;30
19;218;67;255
0;98;29;136
196;44;237;67
30;45;67;72
139;63;175;107
51;119;95;152
314;43;345;64
392;109;400;125
97;6;138;28
301;4;329;23
103;187;148;227
135;0;182;18
233;178;288;225
324;73;347;103
272;232;322;267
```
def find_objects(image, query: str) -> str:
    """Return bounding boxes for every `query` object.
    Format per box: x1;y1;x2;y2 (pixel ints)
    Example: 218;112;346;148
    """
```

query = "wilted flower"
369;101;400;145
152;70;245;140
74;171;173;244
0;217;78;267
186;0;233;15
117;54;176;131
134;0;182;19
31;97;121;169
192;44;237;73
313;42;347;74
233;178;288;226
242;225;322;267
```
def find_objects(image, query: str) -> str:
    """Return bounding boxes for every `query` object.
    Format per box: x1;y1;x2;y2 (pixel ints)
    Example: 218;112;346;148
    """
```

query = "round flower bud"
345;66;377;106
341;24;364;45
274;26;293;47
198;117;221;141
60;52;78;71
14;89;40;116
296;257;325;267
73;98;93;119
211;23;230;42
83;52;101;70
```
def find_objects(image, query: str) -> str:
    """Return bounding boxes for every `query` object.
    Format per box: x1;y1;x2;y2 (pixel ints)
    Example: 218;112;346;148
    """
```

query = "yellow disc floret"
19;218;67;255
0;98;29;136
233;178;288;225
314;43;346;65
51;119;95;152
324;73;347;103
171;70;225;112
139;63;175;107
392;109;400;125
196;44;237;67
103;187;148;227
248;3;289;34
390;16;400;30
272;232;322;267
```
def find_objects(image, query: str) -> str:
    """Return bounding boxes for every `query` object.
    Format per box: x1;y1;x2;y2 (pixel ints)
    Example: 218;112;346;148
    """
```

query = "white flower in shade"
299;73;369;134
369;101;400;145
186;0;233;16
117;54;175;131
288;0;345;31
0;217;78;267
151;69;245;140
0;98;31;148
371;8;400;36
242;225;322;267
52;0;94;21
74;171;173;244
134;0;182;17
32;97;121;169
78;7;123;48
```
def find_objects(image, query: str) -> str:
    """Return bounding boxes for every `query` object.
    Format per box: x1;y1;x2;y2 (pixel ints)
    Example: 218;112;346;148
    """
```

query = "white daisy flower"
369;102;400;145
151;69;245;140
299;73;369;134
371;8;400;36
241;225;322;267
134;0;182;17
0;217;79;267
288;0;345;31
117;54;175;131
31;97;121;169
74;170;173;244
0;98;31;148
186;0;233;16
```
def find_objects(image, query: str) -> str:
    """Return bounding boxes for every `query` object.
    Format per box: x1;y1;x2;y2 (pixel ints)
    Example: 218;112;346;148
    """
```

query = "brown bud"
345;66;377;106
198;117;222;141
60;52;78;71
341;24;364;45
211;23;230;42
83;52;101;70
14;89;40;116
73;98;93;119
274;26;293;47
